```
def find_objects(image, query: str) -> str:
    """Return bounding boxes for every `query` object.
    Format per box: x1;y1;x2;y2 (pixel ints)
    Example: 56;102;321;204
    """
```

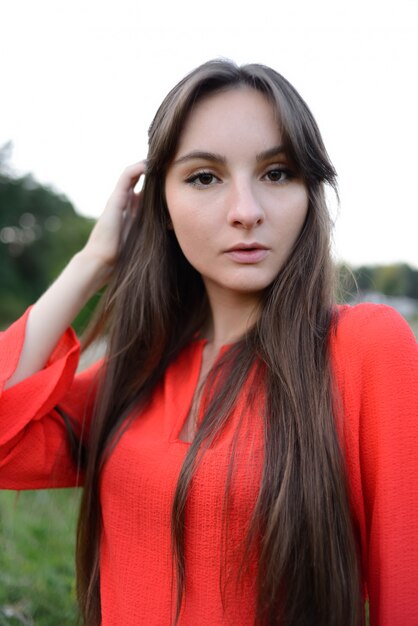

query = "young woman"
1;60;417;626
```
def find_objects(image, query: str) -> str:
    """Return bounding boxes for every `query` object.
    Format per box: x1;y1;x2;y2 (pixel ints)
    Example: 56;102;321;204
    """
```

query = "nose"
227;180;264;229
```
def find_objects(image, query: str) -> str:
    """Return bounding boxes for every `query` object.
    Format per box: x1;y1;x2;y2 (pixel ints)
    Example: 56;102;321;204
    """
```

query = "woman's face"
164;87;309;304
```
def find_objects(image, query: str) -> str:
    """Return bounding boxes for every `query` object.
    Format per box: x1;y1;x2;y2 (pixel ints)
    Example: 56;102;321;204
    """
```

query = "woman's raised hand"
4;162;147;388
82;161;147;278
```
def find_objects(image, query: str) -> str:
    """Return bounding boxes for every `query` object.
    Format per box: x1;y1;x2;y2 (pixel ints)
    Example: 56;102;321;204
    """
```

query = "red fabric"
1;303;417;625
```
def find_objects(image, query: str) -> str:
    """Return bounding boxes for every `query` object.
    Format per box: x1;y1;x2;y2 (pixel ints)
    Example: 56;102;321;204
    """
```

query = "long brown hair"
75;60;362;625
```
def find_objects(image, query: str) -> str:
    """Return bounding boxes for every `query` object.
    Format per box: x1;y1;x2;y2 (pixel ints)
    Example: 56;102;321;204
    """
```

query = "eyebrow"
173;150;226;165
256;144;287;162
173;144;287;166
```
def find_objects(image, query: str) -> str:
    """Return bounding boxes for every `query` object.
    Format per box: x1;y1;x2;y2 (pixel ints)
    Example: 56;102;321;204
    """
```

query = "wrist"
69;251;111;297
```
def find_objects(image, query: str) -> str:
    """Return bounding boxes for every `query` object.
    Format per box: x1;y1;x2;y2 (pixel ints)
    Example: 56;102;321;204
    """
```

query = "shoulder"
333;301;413;338
329;303;418;396
331;302;416;360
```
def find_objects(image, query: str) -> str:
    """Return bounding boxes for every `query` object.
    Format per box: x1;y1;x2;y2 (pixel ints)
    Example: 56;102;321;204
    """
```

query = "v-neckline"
170;339;232;445
170;339;207;445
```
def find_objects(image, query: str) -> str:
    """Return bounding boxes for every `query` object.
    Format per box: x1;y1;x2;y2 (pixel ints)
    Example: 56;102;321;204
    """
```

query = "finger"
118;160;147;189
105;161;147;217
130;191;142;218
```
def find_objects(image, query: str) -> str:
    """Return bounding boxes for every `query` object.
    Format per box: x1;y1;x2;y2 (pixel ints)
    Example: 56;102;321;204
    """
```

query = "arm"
4;161;146;390
333;304;418;625
0;354;102;490
0;162;146;488
360;309;418;625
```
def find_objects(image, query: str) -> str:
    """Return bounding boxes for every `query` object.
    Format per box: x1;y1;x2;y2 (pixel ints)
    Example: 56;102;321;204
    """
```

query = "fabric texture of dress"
1;303;418;625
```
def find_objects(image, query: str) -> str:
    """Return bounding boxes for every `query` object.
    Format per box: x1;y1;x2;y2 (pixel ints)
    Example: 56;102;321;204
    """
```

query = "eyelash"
263;167;294;183
185;167;293;188
185;170;219;187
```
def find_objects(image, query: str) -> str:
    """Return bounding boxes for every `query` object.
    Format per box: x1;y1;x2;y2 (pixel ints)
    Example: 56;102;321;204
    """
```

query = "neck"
201;282;261;350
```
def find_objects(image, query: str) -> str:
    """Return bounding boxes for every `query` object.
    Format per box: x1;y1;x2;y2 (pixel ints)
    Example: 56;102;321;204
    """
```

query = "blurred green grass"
0;489;80;625
0;489;370;626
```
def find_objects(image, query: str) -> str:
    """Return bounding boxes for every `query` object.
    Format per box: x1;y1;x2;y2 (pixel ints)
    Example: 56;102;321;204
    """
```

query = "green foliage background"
0;145;93;624
338;262;418;302
0;144;95;332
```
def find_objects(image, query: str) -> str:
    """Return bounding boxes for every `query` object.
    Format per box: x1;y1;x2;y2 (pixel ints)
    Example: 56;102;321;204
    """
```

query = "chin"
225;281;271;296
203;271;278;299
231;275;277;292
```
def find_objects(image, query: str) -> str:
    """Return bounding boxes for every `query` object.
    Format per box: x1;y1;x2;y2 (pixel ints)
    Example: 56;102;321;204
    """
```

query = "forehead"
174;87;282;157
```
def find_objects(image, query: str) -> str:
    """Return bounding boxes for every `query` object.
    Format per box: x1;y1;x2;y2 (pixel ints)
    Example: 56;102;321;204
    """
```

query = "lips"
224;243;269;263
226;242;268;251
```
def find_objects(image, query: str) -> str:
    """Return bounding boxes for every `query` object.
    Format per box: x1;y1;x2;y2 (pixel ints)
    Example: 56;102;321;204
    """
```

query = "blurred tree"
335;263;357;303
373;263;418;299
353;266;376;292
0;143;95;329
337;262;418;302
404;264;418;300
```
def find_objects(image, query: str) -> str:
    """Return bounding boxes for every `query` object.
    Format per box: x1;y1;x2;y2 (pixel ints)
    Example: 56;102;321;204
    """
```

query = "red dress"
1;303;418;625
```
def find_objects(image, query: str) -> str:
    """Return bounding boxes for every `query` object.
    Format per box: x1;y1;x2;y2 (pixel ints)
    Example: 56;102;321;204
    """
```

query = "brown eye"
197;173;215;185
264;168;292;183
186;171;220;187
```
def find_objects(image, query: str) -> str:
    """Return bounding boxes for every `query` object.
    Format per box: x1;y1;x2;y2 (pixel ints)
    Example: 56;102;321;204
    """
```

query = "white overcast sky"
1;0;417;268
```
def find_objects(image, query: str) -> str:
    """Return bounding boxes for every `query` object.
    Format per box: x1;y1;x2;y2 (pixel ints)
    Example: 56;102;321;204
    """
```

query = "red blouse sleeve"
333;304;418;626
0;309;102;490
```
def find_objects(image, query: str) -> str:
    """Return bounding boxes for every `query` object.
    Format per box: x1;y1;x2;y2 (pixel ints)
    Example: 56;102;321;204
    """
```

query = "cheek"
295;185;309;220
278;188;309;240
293;201;309;238
165;177;220;272
166;189;214;250
171;219;212;264
165;204;208;266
